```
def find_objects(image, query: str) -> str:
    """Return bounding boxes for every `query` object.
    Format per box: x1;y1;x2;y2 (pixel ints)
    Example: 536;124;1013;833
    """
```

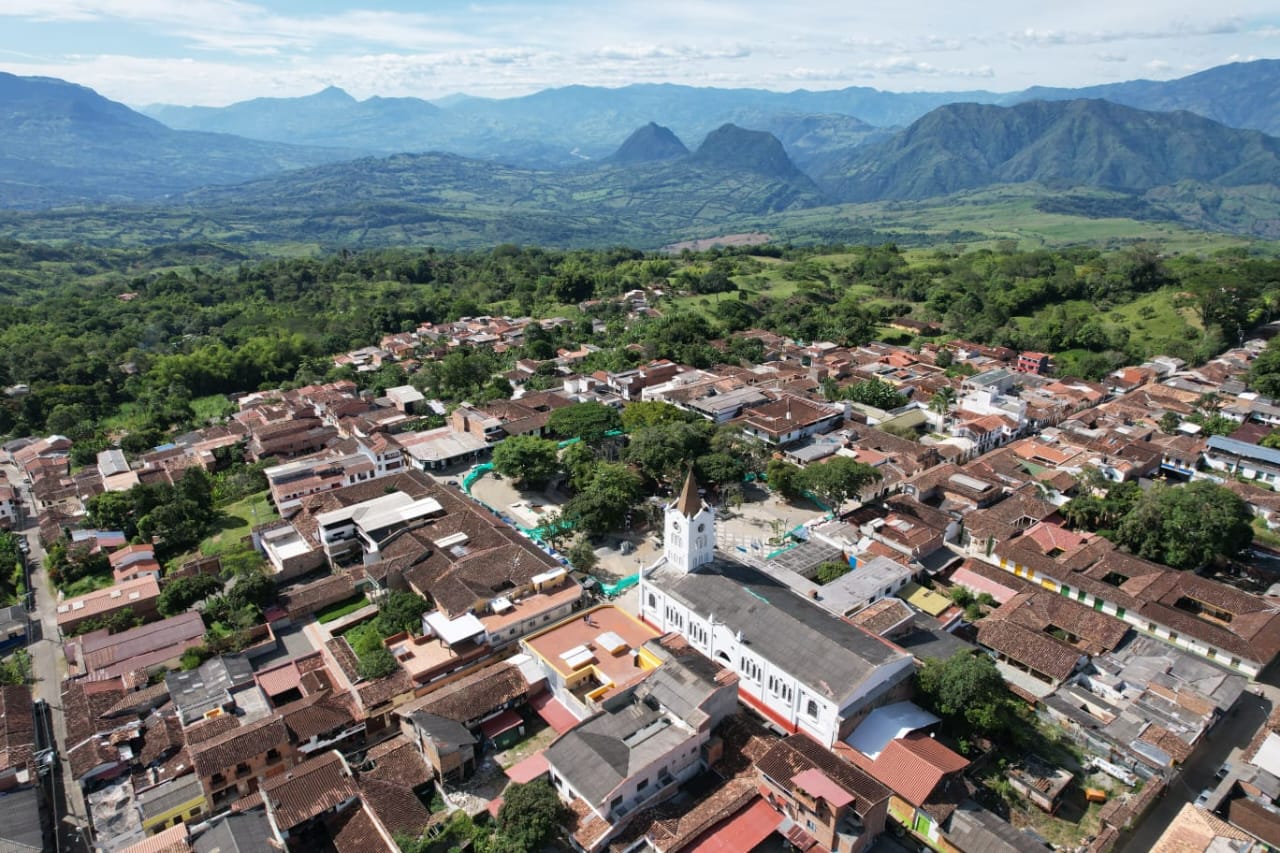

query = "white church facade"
639;472;915;748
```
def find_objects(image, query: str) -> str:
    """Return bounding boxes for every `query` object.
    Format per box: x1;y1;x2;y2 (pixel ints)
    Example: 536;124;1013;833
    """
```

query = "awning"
481;709;524;741
685;798;781;853
530;691;579;734
505;752;549;784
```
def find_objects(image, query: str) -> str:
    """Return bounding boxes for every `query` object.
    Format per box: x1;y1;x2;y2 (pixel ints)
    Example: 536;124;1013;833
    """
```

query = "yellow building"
136;775;206;835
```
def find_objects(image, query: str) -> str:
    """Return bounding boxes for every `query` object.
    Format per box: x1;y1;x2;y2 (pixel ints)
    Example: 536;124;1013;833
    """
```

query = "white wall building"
640;472;915;747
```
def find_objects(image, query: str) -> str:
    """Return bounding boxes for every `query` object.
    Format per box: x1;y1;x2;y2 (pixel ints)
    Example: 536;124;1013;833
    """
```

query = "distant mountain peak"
609;122;689;164
309;85;356;103
691;123;804;180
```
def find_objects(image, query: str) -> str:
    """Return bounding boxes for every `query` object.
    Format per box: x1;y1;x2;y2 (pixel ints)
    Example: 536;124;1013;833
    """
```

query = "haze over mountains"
139;59;1280;167
1;59;1279;246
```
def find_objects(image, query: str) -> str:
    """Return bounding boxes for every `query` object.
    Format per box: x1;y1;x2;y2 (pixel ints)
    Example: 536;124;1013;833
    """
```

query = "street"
1119;688;1274;852
3;459;89;852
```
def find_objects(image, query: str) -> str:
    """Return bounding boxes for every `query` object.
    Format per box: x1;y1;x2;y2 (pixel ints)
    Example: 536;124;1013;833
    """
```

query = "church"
639;471;916;748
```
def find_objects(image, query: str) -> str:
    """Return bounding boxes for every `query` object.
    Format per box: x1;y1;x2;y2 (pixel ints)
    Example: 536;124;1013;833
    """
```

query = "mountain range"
0;73;358;208
138;59;1280;167
1;60;1279;245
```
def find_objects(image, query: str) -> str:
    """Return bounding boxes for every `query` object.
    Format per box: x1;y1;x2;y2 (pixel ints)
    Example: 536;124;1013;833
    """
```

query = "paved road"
1119;688;1273;852
2;461;90;851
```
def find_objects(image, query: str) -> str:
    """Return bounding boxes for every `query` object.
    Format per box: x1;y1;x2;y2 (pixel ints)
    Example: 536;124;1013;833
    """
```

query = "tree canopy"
796;457;881;514
561;462;644;537
916;650;1017;737
1114;481;1254;570
491;435;562;489
496;780;566;853
546;402;623;445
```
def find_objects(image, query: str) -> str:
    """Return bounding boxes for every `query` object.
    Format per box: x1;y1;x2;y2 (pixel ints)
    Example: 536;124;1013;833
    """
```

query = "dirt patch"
662;232;772;252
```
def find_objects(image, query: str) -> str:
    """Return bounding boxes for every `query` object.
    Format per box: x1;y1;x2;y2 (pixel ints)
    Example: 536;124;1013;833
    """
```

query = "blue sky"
0;1;1277;106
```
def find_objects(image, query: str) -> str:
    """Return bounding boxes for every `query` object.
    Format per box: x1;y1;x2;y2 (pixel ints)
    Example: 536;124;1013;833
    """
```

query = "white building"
640;472;916;747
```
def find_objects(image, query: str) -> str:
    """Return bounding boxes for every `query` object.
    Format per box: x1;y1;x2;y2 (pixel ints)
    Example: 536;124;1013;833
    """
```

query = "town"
6;296;1280;853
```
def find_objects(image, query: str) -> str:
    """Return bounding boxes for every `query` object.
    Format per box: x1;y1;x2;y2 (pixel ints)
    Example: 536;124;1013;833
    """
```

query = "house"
756;733;891;853
1016;351;1052;376
135;774;206;836
544;645;739;850
108;543;162;583
399;712;477;783
1151;803;1259;853
734;394;846;447
641;472;916;747
1007;757;1072;813
190;714;296;810
166;656;262;725
521;604;663;722
0;684;34;792
0;605;28;655
393;659;538;743
55;575;161;635
65;610;206;681
258;750;360;839
1205;435;1280;485
0;485;18;528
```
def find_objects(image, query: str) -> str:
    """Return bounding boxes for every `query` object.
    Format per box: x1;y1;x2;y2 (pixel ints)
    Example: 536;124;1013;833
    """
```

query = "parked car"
1216;762;1233;781
1195;788;1214;808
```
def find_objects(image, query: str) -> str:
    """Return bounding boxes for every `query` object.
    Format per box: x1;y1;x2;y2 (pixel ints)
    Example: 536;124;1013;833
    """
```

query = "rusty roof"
263;751;358;831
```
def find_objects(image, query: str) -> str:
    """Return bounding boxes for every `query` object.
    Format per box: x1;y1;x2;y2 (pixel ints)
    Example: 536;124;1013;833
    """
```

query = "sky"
0;1;1276;107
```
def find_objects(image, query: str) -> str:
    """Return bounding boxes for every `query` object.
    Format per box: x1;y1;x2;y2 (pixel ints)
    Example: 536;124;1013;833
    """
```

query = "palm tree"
930;387;957;427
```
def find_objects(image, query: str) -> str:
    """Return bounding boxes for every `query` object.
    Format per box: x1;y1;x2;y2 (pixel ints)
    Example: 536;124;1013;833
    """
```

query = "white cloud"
0;0;1277;103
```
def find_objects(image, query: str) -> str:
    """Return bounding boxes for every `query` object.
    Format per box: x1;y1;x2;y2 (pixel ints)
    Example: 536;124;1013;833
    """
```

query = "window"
807;699;819;718
610;796;623;811
235;763;251;778
266;749;281;763
637;778;649;791
647;593;656;609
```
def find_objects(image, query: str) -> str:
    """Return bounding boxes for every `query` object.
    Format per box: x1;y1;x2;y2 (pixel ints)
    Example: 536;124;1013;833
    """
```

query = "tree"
546;402;622;445
0;650;31;685
562;462;644;537
846;378;909;410
623;421;713;485
558;440;597;489
375;591;430;637
158;574;224;617
225;569;276;612
356;646;400;680
568;539;598;574
492;435;562;489
496;780;567;853
695;452;747;490
916;651;1015;737
620;401;696;431
1158;411;1182;434
1115;481;1254;570
815;561;851;584
766;459;804;500
1060;480;1141;534
929;387;957;423
796;457;882;515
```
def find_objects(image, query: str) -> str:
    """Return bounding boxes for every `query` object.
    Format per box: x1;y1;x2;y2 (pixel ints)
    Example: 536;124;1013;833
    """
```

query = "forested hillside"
3;238;1278;457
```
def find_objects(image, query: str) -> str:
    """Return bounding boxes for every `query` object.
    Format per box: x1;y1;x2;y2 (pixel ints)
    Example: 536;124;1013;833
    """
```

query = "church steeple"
675;467;704;517
665;467;715;573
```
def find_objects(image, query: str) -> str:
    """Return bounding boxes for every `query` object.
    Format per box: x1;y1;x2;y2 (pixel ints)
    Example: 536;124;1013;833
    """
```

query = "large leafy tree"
796;457;881;515
492;435;562;489
547;402;622;445
1115;481;1254;570
619;400;696;431
562;462;644;537
496;780;566;853
916;651;1015;737
623;421;713;485
845;378;909;410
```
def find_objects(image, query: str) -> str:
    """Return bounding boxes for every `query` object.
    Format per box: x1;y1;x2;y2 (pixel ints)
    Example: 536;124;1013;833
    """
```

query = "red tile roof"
683;797;781;853
792;768;854;807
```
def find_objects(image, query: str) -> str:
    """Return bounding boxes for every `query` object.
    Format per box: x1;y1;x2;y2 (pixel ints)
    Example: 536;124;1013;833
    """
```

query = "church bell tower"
664;468;715;573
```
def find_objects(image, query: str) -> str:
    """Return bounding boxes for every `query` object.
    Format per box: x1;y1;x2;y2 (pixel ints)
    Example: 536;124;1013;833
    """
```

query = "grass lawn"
199;490;276;557
1254;517;1280;551
60;572;115;598
316;594;371;624
190;394;234;423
